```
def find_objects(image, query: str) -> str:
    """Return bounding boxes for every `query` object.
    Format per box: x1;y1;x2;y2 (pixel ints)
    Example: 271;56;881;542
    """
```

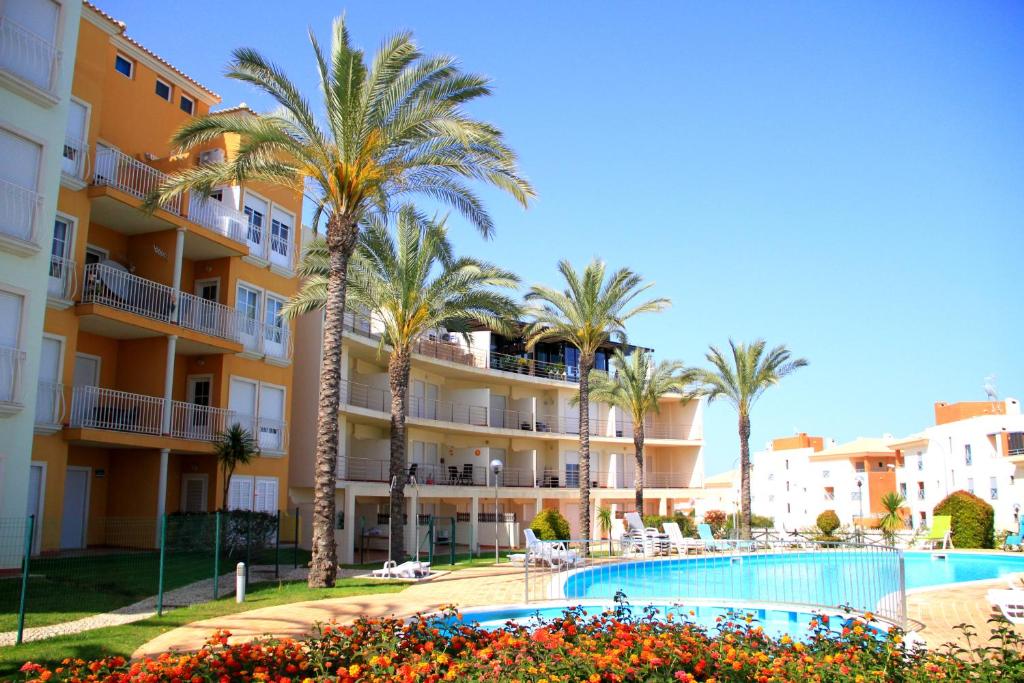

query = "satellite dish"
983;375;998;401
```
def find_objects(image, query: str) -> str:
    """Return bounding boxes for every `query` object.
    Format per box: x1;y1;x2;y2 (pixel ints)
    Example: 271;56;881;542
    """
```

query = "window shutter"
228;476;253;510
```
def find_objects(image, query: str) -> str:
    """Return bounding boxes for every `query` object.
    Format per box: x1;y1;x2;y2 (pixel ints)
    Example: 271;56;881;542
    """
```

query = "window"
0;127;43;242
84;245;106;265
2;0;60;89
270;207;292;262
236;285;260;322
899;482;907;497
114;54;134;78
855;462;865;473
47;217;73;298
916;455;924;471
155;79;171;101
967;477;974;494
0;290;25;403
565;463;579;488
229;376;286;453
990;477;998;500
964;444;972;466
180;94;195;115
227;476;277;511
243;193;267;248
822;469;830;479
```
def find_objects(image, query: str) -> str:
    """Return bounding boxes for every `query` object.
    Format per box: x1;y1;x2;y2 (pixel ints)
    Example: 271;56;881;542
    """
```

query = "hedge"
934;490;995;549
529;508;570;541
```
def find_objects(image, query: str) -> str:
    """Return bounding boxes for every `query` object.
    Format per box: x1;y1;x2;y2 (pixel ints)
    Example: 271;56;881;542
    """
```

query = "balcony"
93;146;181;214
34;381;64;434
238;317;292;364
0;15;62;104
46;254;76;307
231;413;288;454
169;401;234;441
80;262;243;352
0;345;26;415
0;177;42;253
69;385;163;435
187;194;248;247
61;135;88;188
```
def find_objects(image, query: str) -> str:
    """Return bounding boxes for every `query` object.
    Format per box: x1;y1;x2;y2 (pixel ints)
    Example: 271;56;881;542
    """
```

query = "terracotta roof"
211;103;258;116
83;1;220;100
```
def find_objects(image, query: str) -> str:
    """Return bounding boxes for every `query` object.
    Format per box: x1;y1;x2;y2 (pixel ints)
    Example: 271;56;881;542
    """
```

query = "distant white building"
891;398;1023;532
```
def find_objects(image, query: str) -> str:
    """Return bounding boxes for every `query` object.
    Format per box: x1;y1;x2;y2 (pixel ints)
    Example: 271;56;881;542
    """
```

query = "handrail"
82;262;175;323
93;146;181;215
0;15;62;93
178;291;242;342
232;413;288;453
69;385;162;435
0;345;26;404
238;316;292;361
47;254;77;301
187;194;248;245
169;401;234;441
0;177;41;244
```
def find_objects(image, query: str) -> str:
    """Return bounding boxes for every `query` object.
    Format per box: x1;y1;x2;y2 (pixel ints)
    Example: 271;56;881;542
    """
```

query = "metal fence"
523;535;906;628
0;509;304;646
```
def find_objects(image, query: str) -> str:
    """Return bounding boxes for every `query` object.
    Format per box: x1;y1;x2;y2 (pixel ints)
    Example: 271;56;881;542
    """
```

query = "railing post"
16;515;34;645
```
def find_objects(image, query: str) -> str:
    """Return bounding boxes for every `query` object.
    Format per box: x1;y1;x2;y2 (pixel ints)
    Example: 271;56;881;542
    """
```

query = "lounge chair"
697;523;729;551
1004;520;1023;551
663;521;702;555
987;589;1024;624
622;512;661;556
523;528;580;567
372;560;431;579
918;515;953;550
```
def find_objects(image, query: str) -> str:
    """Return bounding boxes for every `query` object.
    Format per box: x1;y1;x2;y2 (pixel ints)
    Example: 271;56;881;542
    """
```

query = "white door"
62;100;88;176
228;476;254;510
0;129;41;241
2;0;59;88
0;291;24;402
73;353;99;386
425;383;438;420
35;337;62;424
181;475;207;513
253;477;278;514
258;384;285;451
229;377;257;435
184;376;212;438
263;296;286;358
269;206;293;269
242;192;268;257
410;380;425;418
490;394;507;429
48;217;73;298
60;468;89;549
236;285;260;352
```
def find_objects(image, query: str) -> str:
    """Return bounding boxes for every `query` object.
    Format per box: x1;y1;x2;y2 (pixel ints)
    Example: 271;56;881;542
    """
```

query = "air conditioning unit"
199;148;225;165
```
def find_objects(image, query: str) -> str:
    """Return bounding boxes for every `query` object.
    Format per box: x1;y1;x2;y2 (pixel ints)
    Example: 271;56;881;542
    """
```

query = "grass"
0;577;405;679
0;547;310;632
341;549;522;571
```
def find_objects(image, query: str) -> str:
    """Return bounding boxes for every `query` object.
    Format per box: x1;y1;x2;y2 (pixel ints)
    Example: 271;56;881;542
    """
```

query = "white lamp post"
490;458;503;564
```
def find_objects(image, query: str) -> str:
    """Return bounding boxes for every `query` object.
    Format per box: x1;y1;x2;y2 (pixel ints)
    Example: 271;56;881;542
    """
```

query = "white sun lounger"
663;521;703;555
372;560;430;579
988;589;1024;624
622;512;664;556
523;528;581;567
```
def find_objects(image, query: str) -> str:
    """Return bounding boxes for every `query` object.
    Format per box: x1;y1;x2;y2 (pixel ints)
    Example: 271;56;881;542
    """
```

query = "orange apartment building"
27;2;302;551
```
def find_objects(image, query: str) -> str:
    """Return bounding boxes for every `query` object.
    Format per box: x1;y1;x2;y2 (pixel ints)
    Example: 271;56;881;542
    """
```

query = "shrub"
529;508;570;541
934;490;995;549
724;513;774;536
703;509;727;536
816;510;841;537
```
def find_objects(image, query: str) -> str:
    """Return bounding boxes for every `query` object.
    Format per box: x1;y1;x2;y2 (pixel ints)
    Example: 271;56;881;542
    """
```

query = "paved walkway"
135;563;1024;658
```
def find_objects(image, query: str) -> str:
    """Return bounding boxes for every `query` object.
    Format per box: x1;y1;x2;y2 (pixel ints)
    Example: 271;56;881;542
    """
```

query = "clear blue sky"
99;1;1023;476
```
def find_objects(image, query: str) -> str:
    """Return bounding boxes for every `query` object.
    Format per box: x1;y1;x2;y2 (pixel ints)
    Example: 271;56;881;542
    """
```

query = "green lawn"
342;549;522;571
0;577;404;679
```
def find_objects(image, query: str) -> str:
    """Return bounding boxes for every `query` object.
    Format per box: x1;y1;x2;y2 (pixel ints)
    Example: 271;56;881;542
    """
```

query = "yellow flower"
349;664;361;677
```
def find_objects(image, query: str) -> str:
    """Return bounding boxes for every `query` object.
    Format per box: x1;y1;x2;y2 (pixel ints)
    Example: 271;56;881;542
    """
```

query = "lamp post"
856;476;864;517
490;458;503;564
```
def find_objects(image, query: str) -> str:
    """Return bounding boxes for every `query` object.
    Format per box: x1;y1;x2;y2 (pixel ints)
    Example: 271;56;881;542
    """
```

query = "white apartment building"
289;307;708;563
892;398;1023;533
0;0;82;519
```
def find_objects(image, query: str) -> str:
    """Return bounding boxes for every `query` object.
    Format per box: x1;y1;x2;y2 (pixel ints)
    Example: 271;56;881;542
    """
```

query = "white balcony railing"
232;413;288;453
69;385;163;435
178;292;242;342
34;381;64;427
0;177;41;245
0;15;62;93
82;262;176;323
238;317;292;362
169;401;235;441
187;194;248;245
61;135;88;180
47;254;76;301
93;146;181;215
0;345;26;405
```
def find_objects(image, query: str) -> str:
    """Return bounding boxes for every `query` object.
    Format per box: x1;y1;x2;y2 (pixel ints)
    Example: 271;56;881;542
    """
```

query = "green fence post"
245;513;252;588
213;511;222;600
274;510;281;579
157;514;167;617
293;507;299;569
16;515;34;645
449;517;456;566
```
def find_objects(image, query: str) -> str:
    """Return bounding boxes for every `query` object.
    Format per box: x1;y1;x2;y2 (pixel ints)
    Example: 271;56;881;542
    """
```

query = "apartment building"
0;0;83;520
290;308;708;563
892;398;1022;532
23;2;302;551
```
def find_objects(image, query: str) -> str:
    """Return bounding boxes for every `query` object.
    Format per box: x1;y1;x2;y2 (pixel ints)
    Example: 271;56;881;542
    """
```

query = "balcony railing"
47;254;77;301
238;317;292;361
169;401;234;441
82;262;175;323
34;381;64;427
187;194;247;245
61;135;88;180
178;293;243;342
69;385;163;435
0;345;26;405
0;177;41;245
0;15;61;93
93;146;181;215
232;413;287;453
269;231;294;272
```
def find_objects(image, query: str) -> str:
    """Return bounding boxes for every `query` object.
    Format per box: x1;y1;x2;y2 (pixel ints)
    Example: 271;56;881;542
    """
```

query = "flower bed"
16;604;1024;682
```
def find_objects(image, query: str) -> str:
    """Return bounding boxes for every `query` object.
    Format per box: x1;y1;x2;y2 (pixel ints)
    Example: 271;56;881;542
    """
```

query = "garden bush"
817;510;841;537
529;508;570;541
702;509;727;535
17;606;1024;682
934;490;995;549
724;513;775;536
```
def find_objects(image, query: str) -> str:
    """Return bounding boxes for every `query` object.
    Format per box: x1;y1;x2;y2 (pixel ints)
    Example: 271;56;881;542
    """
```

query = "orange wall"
772;433;824;452
934;401;1006;425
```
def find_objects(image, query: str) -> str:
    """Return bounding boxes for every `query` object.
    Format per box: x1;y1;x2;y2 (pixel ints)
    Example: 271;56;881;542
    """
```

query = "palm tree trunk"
388;348;412;563
308;215;358;588
578;354;594;554
633;421;645;514
738;411;752;540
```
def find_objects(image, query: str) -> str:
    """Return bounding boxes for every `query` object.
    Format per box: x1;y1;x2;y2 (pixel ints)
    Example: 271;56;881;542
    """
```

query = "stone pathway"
0;566;317;647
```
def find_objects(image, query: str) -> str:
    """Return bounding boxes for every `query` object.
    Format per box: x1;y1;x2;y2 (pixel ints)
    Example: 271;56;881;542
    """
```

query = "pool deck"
134;555;1024;658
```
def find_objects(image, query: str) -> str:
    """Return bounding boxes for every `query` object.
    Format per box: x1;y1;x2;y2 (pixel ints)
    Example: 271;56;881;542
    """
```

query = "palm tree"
596;506;613;556
583;349;693;513
879;492;907;545
285;206;520;561
524;260;669;550
215;424;259;509
150;19;533;586
690;340;807;540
